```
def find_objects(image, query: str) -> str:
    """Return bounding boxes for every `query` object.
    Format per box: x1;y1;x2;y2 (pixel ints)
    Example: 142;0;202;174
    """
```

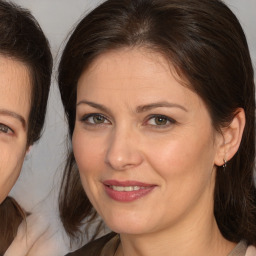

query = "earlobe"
214;108;246;166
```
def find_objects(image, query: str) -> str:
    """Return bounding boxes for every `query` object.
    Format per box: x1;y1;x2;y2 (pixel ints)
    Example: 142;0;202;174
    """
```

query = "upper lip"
103;180;155;187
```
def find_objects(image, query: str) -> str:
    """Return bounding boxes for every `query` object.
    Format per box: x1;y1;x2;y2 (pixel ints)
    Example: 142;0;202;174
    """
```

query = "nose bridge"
105;124;142;170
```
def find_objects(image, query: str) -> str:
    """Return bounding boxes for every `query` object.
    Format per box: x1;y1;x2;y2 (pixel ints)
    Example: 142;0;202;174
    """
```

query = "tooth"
110;186;146;191
112;186;124;191
124;186;133;192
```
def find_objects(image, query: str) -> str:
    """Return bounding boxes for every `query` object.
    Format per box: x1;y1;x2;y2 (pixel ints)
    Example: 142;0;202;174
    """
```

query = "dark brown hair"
58;0;256;245
0;197;26;255
0;0;52;253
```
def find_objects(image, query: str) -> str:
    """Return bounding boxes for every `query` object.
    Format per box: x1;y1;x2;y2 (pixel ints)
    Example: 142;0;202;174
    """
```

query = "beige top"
101;236;256;256
65;233;256;256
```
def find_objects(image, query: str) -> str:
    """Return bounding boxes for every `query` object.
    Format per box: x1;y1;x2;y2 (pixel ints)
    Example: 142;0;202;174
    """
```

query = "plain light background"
10;0;256;217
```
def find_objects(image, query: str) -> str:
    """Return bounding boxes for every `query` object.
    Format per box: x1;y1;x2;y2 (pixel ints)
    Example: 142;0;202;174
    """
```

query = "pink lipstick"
103;180;156;202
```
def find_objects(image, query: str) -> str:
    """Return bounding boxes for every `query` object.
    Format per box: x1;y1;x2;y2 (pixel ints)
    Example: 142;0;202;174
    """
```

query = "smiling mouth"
103;181;156;202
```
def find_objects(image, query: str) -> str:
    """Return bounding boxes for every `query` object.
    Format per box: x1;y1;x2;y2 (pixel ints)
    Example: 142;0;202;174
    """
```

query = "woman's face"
0;56;31;203
73;48;223;235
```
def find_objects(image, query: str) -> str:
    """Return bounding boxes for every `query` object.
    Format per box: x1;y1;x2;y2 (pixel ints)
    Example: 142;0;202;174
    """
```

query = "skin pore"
0;55;31;204
72;47;239;256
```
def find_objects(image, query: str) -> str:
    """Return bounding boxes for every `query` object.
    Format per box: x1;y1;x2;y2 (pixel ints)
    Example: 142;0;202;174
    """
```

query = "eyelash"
0;123;14;134
80;113;176;128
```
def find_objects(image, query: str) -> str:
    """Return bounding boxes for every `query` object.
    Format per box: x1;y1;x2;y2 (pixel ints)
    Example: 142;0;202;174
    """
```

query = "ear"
214;108;246;166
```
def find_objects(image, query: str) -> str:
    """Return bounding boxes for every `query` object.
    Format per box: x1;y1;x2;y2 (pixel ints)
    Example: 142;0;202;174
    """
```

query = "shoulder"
245;245;256;256
4;213;48;256
5;207;70;256
66;232;117;256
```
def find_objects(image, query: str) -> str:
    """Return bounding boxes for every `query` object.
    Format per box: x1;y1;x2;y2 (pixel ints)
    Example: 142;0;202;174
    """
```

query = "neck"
116;209;235;256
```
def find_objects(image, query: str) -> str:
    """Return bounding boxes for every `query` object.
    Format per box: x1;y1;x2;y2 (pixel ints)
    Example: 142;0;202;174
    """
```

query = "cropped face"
0;55;31;203
73;48;223;235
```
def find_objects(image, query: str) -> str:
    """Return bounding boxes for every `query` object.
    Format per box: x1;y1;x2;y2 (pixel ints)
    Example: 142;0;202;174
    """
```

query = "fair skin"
73;48;245;256
0;55;31;204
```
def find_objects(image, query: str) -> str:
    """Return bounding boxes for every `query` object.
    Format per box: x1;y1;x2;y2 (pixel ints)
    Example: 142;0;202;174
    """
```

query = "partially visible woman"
0;0;52;254
58;0;256;255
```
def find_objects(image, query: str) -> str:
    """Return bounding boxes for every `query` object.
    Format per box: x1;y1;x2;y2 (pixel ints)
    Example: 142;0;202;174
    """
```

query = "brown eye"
0;124;12;134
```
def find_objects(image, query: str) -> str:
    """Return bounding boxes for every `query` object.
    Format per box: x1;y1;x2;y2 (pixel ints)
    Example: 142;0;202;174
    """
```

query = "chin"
103;214;151;235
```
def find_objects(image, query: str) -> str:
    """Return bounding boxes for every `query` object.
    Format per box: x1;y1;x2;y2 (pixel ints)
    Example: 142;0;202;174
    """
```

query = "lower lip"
104;185;156;202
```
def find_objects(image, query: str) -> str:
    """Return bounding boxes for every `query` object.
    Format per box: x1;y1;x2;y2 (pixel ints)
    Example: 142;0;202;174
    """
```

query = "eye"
146;115;176;127
81;114;110;125
0;123;13;134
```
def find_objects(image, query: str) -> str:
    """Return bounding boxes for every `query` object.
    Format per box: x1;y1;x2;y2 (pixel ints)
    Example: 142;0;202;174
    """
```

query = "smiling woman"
58;0;255;255
0;0;52;254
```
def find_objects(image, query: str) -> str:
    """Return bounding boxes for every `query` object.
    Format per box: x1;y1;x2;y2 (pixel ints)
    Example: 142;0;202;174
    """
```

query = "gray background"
10;0;256;218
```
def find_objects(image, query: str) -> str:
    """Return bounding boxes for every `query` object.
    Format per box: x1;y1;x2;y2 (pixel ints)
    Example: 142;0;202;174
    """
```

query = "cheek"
72;130;107;209
145;129;216;185
143;133;217;220
145;137;196;174
0;146;26;203
72;130;104;176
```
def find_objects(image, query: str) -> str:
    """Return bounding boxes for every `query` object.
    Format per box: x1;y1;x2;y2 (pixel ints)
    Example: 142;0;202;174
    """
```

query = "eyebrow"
136;102;188;113
77;100;112;114
0;109;26;128
77;100;188;113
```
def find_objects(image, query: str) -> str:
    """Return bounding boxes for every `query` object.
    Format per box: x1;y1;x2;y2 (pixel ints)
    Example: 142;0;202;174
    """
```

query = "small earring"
223;159;227;169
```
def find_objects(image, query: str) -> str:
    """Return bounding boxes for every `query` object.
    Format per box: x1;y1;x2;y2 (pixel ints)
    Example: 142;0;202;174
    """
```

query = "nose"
105;127;143;171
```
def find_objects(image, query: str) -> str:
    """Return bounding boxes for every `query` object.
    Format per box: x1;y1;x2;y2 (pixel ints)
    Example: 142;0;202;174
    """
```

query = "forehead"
77;48;193;103
0;55;31;122
84;47;175;78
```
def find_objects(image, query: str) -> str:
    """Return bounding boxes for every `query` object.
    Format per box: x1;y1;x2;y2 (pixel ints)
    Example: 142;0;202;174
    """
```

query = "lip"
103;180;156;202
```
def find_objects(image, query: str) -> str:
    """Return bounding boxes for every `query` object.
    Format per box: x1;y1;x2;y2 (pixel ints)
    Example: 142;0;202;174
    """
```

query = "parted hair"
0;0;52;254
58;0;256;245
